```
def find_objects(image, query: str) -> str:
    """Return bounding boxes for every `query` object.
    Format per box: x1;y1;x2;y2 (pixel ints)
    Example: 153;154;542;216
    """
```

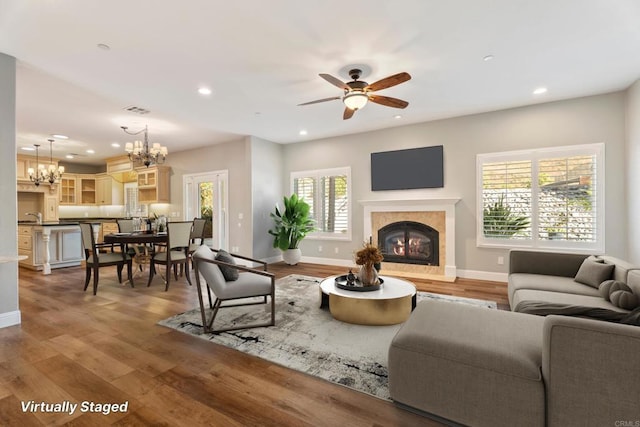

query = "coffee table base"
330;293;415;325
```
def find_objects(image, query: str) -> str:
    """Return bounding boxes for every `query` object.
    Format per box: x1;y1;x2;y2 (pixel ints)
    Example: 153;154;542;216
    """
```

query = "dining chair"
189;217;208;253
192;245;275;333
188;217;208;269
80;223;133;295
148;221;192;291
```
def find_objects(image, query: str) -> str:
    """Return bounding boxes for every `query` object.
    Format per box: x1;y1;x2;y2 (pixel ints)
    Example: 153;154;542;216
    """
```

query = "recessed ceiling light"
198;87;212;95
483;55;494;61
86;149;95;154
299;130;308;136
394;115;402;119
65;154;74;159
52;134;68;139
21;147;35;151
533;87;548;95
97;43;111;51
111;143;120;148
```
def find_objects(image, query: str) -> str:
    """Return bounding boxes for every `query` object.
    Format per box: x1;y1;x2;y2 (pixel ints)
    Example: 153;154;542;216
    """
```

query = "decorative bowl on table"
334;275;383;292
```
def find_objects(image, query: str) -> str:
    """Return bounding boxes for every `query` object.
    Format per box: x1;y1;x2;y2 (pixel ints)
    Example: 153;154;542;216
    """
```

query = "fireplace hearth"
378;221;439;266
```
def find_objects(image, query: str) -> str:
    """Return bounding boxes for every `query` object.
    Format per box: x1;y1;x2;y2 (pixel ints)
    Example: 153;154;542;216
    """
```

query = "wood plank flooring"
0;262;509;426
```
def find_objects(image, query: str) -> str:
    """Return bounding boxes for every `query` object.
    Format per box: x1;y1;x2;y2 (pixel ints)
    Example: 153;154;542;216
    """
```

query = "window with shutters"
477;143;604;252
291;167;351;240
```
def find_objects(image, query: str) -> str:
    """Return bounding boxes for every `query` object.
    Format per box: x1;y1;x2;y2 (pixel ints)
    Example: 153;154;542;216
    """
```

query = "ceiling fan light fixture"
343;91;368;110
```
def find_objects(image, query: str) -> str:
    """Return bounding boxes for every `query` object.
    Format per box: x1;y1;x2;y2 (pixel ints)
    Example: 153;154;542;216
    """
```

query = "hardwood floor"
1;262;508;426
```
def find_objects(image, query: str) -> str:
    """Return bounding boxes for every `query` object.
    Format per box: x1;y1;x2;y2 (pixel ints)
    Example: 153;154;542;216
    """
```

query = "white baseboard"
0;310;21;328
457;269;508;283
299;256;353;268
260;255;283;265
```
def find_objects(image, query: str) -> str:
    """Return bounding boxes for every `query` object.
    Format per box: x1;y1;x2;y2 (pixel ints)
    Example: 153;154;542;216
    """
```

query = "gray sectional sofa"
509;250;640;316
388;250;640;426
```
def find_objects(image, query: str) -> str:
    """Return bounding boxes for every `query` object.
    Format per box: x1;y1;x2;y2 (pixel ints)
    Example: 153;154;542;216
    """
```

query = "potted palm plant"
268;194;315;265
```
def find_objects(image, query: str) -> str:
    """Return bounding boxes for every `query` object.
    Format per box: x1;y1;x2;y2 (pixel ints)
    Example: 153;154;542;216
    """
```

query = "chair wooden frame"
193;248;275;334
80;223;132;295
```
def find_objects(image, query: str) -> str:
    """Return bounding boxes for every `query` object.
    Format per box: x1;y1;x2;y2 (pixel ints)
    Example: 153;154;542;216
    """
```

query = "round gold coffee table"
319;275;417;325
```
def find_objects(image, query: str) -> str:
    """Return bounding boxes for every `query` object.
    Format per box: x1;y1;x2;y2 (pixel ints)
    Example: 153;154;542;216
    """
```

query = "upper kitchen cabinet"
136;165;170;203
77;174;96;205
96;174;123;205
59;175;77;205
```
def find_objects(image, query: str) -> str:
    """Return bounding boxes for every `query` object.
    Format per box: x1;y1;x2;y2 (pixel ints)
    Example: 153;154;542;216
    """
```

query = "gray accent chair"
192;245;275;333
79;223;132;295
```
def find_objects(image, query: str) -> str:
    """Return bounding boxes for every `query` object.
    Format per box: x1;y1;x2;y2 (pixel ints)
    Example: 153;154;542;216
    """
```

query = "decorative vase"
358;263;379;286
282;248;302;265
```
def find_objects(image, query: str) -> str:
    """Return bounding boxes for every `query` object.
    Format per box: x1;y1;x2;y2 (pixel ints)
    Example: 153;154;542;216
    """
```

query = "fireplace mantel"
360;198;460;281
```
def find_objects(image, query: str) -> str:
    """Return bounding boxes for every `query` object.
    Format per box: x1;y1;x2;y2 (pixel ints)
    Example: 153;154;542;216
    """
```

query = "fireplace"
378;221;439;266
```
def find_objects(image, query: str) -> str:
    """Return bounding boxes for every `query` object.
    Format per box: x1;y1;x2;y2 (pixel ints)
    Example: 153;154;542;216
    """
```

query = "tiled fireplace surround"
361;198;460;282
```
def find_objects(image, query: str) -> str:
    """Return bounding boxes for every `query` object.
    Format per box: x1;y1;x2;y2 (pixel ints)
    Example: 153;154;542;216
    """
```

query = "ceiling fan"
298;68;411;120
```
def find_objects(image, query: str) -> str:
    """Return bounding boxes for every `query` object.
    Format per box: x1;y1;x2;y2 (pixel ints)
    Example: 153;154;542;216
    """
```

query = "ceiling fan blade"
298;96;341;106
319;73;350;90
365;72;411;92
369;95;409;109
343;107;355;120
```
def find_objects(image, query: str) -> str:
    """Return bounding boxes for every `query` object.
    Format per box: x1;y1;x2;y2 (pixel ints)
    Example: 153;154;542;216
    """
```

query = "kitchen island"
18;222;82;274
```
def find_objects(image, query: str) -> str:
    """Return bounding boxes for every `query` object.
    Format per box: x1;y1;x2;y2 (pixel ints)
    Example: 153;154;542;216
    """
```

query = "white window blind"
292;167;351;240
477;143;604;252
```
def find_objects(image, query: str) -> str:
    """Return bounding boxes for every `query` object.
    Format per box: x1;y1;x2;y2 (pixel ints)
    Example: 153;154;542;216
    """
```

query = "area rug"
158;274;497;400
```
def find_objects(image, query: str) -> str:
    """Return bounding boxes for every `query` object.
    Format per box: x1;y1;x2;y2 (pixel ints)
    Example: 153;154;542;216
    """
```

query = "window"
477;143;604;252
291;167;351;240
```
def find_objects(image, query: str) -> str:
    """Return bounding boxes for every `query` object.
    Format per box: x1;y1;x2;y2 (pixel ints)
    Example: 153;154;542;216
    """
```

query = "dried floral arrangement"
355;242;384;266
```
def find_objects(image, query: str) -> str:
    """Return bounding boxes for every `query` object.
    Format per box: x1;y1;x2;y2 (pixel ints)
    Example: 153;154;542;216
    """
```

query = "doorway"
183;170;229;250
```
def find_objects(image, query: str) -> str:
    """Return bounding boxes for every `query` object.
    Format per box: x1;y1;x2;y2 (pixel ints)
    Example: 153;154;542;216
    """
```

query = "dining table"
103;231;168;285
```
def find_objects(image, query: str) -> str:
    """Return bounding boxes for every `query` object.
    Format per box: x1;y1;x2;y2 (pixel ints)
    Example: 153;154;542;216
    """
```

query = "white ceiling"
1;0;639;165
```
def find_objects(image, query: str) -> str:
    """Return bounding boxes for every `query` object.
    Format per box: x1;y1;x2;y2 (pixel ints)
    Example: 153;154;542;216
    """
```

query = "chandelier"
28;139;64;186
121;125;168;167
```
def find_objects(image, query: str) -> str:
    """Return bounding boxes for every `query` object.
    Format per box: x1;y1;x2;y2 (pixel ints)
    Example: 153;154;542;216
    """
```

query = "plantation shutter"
538;154;596;242
319;174;348;233
293;177;315;219
292;167;351;238
482;160;532;239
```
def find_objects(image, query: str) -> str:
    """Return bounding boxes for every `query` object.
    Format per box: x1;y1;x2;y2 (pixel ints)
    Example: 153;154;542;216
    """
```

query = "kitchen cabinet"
44;195;59;222
96;174;123;205
99;221;119;243
18;224;82;271
77;175;97;205
136;165;170;203
59;175;77;204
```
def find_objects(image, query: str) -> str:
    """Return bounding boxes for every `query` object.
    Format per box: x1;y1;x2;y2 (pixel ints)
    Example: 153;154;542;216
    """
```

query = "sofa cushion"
628;270;640;296
598;279;622;301
610;290;638;310
509;273;600;305
574;258;614;288
512;289;630;313
597;255;639;283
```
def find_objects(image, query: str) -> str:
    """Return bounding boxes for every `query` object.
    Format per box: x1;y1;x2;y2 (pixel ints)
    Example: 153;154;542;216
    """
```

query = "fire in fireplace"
378;221;439;266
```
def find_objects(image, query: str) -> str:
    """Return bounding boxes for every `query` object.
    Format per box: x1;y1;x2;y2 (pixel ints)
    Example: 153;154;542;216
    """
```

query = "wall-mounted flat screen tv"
371;145;444;191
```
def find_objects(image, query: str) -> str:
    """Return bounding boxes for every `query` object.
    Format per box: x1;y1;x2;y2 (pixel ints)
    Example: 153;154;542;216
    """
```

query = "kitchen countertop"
17;221;80;226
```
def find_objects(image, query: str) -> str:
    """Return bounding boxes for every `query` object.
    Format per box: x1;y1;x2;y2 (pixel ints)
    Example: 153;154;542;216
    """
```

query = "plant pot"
282;248;302;265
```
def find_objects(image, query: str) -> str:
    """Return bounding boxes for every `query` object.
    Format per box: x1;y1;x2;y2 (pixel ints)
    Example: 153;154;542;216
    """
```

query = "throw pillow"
599;279;621;301
215;249;239;281
574;258;615;288
610;289;639;310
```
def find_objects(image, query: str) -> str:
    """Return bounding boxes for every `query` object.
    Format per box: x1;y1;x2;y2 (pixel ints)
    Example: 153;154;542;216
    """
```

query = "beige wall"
166;137;253;255
626;79;640;264
282;92;627;275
